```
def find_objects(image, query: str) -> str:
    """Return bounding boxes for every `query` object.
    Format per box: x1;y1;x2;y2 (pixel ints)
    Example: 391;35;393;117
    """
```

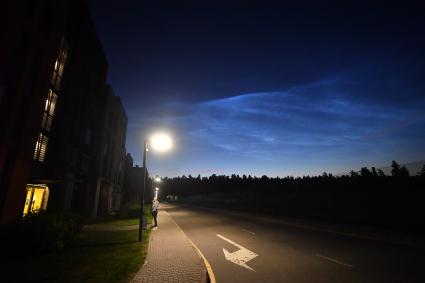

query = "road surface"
163;204;425;283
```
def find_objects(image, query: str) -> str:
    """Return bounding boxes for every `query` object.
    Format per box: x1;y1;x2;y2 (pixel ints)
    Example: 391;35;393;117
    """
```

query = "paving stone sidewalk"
132;209;208;283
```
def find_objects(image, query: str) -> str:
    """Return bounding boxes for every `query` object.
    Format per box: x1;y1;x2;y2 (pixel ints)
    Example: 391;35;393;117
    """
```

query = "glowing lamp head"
150;133;173;152
155;177;161;182
155;187;159;192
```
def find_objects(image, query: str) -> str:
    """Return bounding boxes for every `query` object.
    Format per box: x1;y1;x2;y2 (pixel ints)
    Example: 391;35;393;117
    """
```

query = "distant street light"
155;187;159;200
151;175;161;200
154;175;161;200
139;133;173;242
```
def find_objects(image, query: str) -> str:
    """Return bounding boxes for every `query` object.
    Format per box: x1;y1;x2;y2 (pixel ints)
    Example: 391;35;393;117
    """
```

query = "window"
33;133;48;162
23;184;49;216
32;37;68;163
40;89;57;131
51;38;68;91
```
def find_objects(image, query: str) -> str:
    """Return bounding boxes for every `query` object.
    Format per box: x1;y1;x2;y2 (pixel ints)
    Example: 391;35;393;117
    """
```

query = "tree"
377;169;386;177
391;160;401;177
360;167;372;177
418;164;425;177
350;170;359;177
400;166;410;177
371;167;378;177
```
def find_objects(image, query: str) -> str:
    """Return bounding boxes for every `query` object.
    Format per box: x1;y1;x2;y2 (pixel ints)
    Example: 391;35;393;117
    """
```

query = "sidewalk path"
132;208;208;283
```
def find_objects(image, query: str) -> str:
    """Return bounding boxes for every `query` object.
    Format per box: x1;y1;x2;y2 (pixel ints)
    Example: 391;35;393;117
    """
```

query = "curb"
131;228;160;283
164;211;216;283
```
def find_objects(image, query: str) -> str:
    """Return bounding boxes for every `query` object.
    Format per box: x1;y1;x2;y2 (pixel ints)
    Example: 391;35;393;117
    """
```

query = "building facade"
122;162;151;206
1;0;71;223
0;0;128;223
96;86;128;216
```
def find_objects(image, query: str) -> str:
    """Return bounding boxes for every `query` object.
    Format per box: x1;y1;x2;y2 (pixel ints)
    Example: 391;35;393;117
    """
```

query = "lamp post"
138;139;148;242
138;133;172;242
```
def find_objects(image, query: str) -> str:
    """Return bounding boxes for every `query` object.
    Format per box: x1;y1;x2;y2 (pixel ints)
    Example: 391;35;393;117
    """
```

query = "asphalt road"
163;204;425;283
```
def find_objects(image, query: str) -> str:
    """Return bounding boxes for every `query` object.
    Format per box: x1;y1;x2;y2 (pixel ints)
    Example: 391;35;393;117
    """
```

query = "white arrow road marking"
217;234;258;271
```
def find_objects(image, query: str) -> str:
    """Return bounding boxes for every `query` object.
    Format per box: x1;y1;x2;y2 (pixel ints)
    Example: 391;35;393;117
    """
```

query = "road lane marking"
242;229;256;235
217;234;258;271
315;253;353;268
180;204;425;248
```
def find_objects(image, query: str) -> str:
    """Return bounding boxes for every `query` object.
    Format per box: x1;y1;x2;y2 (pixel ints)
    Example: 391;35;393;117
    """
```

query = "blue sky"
90;1;425;177
126;78;425;177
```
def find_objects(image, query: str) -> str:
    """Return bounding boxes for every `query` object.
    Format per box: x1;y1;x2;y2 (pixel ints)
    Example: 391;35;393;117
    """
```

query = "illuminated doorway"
23;184;49;216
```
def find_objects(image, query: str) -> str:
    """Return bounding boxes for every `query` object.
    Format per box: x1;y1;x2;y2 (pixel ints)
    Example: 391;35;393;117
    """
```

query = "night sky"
89;1;425;177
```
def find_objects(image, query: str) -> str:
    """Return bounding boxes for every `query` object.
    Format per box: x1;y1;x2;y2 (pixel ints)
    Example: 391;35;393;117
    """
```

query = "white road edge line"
242;229;256;235
315;253;354;268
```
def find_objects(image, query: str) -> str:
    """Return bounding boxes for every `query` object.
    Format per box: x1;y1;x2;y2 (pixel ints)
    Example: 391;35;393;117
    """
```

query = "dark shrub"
116;202;141;219
0;212;83;255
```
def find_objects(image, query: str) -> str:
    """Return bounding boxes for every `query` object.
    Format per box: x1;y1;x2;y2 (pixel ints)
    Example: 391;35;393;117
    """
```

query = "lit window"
33;38;68;163
51;38;68;91
41;89;58;131
23;184;49;216
33;133;48;162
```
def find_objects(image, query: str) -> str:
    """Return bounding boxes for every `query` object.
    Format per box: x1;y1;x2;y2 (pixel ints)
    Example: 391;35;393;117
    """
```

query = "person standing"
152;198;159;227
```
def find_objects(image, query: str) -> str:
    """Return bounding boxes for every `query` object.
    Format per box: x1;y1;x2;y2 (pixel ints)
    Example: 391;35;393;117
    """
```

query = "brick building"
96;86;128;216
0;0;127;223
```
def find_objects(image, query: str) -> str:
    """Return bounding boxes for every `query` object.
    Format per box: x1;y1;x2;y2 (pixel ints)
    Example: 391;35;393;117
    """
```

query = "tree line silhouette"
160;161;425;232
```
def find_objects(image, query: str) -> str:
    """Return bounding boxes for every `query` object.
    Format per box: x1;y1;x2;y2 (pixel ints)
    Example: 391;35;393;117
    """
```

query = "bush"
0;212;83;255
116;202;141;219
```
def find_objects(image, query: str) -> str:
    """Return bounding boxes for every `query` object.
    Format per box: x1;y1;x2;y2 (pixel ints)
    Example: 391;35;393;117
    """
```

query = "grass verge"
3;206;153;283
86;218;140;227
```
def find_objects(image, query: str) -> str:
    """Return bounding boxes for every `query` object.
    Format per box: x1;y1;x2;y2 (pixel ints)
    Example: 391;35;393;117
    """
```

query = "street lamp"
153;175;161;199
155;187;159;200
139;133;173;242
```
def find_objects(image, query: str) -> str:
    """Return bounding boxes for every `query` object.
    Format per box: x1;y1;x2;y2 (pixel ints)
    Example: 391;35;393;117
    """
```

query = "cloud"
183;80;424;155
127;79;425;176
